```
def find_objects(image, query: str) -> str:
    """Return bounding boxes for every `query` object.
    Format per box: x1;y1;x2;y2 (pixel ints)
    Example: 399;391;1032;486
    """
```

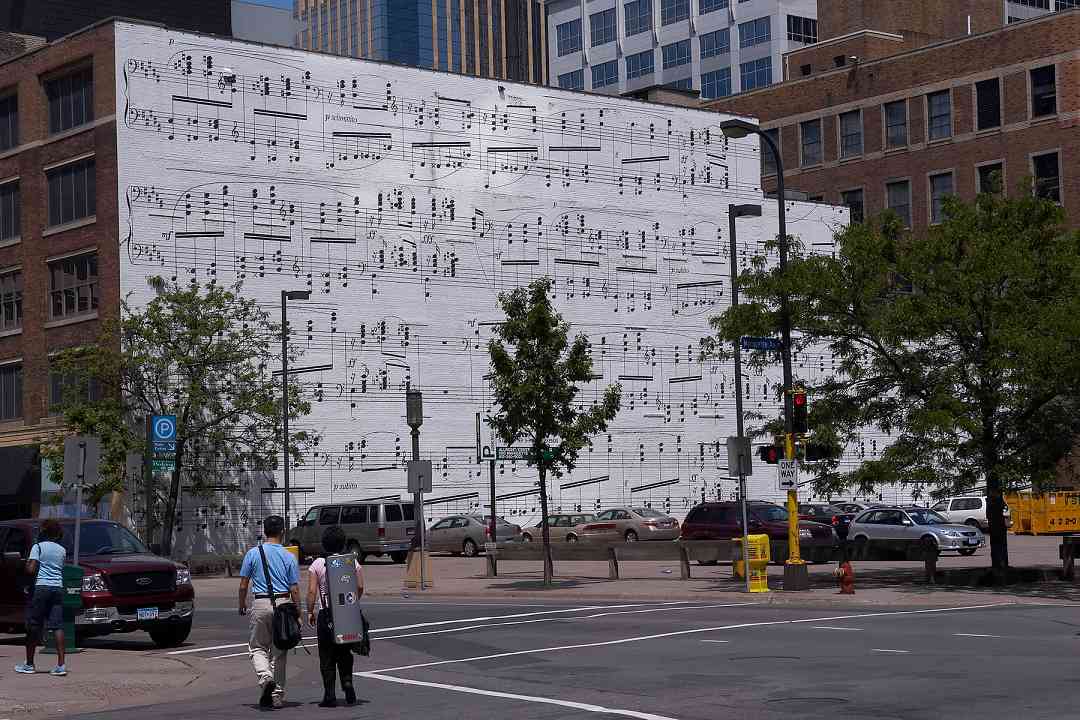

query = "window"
662;39;691;69
700;0;728;13
929;171;954;224
556;19;582;56
0;269;20;331
977;162;1004;194
700;68;731;99
787;15;818;43
1031;65;1057;117
884;100;907;148
47;157;96;227
402;504;414;521
558;69;584;91
432;518;453;530
48;252;99;320
927;90;952;141
384;503;403;522
341;505;369;524
4;525;26;555
49;367;101;410
739;57;772;91
1032;151;1060;202
595;509;614;520
700;28;730;59
975;78;1001;131
624;0;652;37
590;8;616;47
952;498;982;511
661;0;690;25
800;119;821;167
757;128;779;176
302;507;319;525
0;180;17;241
839;110;862;158
318;507;340;524
800;64;812;76
841;188;864;224
626;49;655;79
666;77;693;90
1015;0;1050;7
0;93;16;151
592;61;618;88
738;17;771;48
886;179;912;227
45;66;93;135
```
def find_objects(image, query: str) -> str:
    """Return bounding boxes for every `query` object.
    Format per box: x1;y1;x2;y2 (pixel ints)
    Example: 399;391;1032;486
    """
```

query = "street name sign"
778;459;798;489
740;337;783;352
496;447;530;461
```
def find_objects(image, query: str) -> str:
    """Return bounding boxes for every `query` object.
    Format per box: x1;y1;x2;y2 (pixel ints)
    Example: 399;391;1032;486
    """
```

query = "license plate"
966;538;980;545
137;607;159;621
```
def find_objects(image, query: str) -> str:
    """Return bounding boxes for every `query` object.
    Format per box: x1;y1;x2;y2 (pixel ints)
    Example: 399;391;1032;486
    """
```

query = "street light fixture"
729;202;761;594
719;118;808;590
281;289;310;532
405;389;427;590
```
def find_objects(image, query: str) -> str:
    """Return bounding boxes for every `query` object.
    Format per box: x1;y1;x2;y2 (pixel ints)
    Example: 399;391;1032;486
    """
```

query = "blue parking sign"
151;415;177;442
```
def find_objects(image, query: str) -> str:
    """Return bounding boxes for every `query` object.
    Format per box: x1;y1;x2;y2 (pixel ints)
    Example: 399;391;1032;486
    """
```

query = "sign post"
63;435;101;566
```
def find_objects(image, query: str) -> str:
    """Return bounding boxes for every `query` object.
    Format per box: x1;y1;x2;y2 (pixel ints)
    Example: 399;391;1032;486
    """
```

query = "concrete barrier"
487;540;730;580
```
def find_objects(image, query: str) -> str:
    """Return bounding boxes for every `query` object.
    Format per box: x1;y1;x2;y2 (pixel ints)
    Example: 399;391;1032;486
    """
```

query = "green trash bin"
44;565;83;654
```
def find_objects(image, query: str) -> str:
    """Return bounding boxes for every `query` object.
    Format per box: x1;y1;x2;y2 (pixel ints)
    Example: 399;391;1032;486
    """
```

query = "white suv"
930;496;1012;531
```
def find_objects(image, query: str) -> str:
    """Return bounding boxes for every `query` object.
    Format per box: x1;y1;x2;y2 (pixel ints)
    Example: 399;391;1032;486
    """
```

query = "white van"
290;501;415;563
930;496;1012;532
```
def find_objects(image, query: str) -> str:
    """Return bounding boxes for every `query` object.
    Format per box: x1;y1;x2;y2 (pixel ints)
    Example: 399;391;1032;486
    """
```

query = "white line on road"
167;601;692;655
207;642;318;660
700;640;730;643
364;603;1009;674
954;633;1002;638
356;671;684;720
872;649;911;654
811;626;864;631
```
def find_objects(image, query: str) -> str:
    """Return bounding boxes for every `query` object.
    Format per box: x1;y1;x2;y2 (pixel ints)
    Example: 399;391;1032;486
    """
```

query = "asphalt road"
69;599;1080;720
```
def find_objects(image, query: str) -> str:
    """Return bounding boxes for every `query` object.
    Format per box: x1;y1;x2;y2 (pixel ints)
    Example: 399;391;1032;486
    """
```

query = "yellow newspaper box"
284;545;300;565
733;534;770;593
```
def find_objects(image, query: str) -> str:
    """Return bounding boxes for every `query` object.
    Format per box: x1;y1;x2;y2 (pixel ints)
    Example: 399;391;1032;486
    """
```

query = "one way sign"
778;460;798;489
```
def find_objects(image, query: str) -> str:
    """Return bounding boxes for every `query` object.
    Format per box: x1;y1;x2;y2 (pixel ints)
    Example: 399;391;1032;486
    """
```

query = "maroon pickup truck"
0;519;194;648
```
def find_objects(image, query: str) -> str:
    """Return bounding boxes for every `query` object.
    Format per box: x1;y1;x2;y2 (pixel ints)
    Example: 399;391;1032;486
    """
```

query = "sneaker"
50;665;67;676
14;664;35;674
318;697;337;708
259;680;276;708
343;687;356;706
272;695;285;709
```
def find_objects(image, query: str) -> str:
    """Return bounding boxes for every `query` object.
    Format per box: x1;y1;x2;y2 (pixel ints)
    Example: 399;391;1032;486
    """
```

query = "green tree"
487;278;621;585
48;278;316;557
708;191;1080;572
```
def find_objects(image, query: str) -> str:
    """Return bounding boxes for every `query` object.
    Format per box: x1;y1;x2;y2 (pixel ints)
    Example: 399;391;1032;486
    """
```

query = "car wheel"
148;619;192;649
566;534;579;544
624;530;638;543
521;533;532;543
462;539;479;557
390;551;408;564
958;548;977;556
965;519;981;529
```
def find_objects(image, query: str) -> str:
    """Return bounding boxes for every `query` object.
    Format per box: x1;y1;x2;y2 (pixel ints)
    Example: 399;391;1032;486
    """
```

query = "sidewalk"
0;643;201;717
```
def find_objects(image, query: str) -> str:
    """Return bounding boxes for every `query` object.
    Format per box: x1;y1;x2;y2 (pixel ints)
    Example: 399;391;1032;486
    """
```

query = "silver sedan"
847;507;985;556
579;507;681;543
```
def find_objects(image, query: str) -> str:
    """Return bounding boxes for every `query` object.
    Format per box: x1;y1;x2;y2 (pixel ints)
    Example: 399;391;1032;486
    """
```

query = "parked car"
826;501;876;540
680;501;837;563
0;519;195;648
578;507;681;543
847;506;984;556
930;496;1012;531
521;514;596;543
290;501;415;563
427;515;521;556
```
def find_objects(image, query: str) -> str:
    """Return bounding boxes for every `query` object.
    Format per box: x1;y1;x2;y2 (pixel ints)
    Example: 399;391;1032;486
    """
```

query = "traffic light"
792;389;808;434
757;444;781;464
804;443;838;461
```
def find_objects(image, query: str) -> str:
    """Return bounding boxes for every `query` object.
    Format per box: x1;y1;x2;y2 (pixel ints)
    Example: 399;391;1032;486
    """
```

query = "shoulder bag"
257;544;301;651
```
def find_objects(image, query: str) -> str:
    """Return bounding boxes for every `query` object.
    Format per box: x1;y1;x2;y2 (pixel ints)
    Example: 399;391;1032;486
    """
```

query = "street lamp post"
406;389;426;590
719;119;809;591
281;289;311;533
729;203;762;594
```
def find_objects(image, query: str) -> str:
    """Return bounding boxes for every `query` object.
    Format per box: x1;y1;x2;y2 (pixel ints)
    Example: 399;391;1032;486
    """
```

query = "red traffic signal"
757;445;781;464
792;389;808;434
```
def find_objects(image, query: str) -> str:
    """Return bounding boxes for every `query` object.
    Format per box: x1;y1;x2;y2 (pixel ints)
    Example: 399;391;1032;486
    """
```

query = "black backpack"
257;544;301;651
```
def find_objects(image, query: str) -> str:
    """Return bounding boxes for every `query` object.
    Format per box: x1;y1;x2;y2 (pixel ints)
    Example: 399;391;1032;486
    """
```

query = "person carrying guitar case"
238;515;301;709
306;526;365;707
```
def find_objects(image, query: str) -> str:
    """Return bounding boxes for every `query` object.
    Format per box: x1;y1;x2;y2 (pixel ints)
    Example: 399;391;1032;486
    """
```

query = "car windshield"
908;510;949;525
57;523;150;555
752;505;789;522
632;508;667;518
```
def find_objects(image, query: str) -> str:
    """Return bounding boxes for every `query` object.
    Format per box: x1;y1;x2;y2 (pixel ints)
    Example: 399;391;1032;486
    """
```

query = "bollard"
607;547;620;580
44;565;83;655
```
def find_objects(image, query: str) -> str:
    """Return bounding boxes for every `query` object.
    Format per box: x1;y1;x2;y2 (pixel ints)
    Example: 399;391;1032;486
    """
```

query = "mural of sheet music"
114;22;897;555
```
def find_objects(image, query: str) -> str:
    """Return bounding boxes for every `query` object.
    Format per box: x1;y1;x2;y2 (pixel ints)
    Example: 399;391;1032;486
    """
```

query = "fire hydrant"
835;559;855;594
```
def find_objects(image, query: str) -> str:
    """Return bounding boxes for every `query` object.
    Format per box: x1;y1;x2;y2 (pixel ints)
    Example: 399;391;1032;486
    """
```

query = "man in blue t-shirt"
238;515;300;709
15;518;68;676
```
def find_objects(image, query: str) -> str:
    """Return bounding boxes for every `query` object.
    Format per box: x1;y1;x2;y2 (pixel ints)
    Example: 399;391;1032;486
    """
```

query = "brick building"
704;3;1080;232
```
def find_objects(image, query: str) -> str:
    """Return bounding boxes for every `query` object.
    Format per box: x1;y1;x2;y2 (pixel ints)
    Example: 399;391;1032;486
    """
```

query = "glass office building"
295;0;548;84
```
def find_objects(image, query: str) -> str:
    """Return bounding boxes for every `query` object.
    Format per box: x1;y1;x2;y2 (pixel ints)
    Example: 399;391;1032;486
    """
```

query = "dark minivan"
0;519;195;648
681;501;837;563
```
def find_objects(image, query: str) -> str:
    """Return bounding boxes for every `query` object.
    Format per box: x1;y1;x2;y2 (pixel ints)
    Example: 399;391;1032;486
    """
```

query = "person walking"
238;515;300;709
15;518;68;676
306;525;364;707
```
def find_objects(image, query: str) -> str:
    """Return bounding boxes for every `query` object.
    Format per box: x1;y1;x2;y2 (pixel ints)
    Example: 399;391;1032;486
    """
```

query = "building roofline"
4;16;761;124
705;7;1079;107
794;28;905;52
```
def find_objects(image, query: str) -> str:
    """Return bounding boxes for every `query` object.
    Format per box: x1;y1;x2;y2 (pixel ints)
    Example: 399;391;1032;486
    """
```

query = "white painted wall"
113;21;873;555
